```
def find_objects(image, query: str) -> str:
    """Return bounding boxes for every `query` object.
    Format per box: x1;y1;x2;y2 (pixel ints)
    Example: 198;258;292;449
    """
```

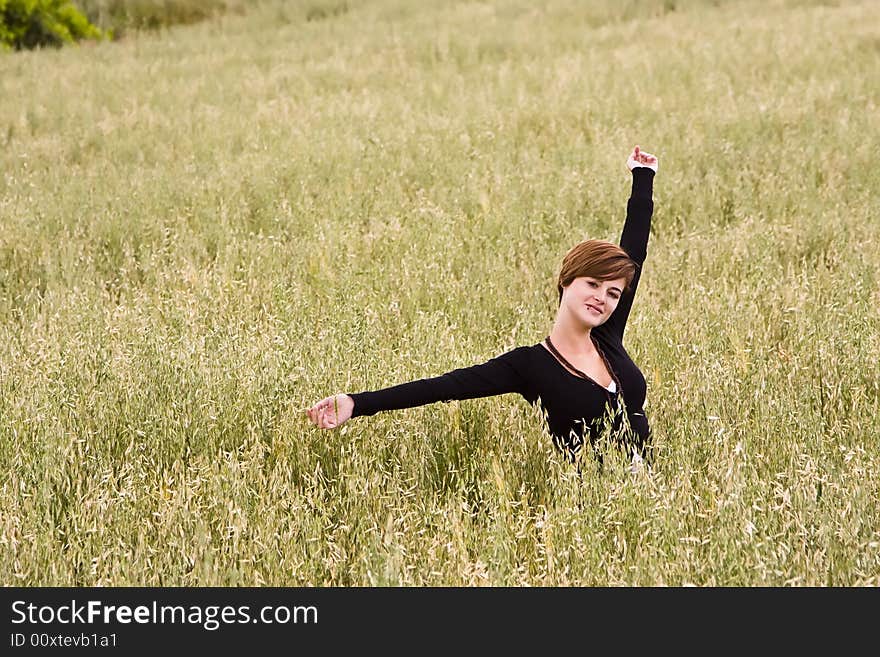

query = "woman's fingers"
312;405;326;428
305;395;345;428
626;145;658;172
306;398;328;426
317;401;330;427
320;404;333;428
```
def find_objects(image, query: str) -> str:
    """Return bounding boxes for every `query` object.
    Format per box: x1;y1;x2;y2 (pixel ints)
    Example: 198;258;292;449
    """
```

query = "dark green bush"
0;0;104;49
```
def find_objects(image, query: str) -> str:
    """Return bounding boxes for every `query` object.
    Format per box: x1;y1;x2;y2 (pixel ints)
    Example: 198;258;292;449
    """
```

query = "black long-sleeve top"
350;168;655;459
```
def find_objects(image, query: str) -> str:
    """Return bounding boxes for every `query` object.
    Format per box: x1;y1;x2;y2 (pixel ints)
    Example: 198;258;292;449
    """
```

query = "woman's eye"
587;281;597;287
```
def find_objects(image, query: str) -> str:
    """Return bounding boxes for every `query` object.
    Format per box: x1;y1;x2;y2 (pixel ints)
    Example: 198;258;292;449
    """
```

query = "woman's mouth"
585;304;602;315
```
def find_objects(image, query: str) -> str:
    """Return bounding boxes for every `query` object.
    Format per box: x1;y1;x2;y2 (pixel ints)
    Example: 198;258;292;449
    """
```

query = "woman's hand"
627;145;658;172
306;394;354;429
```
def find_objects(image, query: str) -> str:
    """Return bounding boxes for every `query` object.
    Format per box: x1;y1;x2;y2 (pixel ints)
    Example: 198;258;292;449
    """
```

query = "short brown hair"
557;239;637;304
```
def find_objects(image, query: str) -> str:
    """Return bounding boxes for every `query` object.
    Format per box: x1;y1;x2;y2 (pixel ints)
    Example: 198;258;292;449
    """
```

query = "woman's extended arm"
306;346;534;429
601;146;657;339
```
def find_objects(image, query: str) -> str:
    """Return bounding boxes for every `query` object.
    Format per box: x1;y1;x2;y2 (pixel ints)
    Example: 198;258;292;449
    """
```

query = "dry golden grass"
0;0;878;585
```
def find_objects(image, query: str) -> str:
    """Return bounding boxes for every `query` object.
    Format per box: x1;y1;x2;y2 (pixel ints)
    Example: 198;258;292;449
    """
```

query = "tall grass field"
1;0;878;586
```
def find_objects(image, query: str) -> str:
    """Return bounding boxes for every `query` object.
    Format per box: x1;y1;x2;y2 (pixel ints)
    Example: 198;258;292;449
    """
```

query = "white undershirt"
606;379;617;394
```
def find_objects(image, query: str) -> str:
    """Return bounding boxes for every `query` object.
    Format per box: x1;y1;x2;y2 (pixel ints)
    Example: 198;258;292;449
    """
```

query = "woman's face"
560;276;626;329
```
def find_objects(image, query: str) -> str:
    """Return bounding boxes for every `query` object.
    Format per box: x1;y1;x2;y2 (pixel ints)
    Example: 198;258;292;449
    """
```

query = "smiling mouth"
585;304;602;314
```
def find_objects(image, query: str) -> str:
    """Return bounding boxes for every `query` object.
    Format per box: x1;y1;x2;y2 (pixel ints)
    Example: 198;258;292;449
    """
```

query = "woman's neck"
549;312;593;356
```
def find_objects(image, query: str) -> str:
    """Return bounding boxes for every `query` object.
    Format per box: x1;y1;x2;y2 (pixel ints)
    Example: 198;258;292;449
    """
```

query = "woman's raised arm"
601;146;658;339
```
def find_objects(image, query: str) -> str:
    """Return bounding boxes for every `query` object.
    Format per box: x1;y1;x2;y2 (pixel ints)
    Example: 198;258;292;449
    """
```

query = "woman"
307;146;658;464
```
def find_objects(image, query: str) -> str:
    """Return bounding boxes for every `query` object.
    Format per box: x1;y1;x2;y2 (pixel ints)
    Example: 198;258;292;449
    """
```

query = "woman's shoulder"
495;343;542;359
493;343;547;393
490;343;547;368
